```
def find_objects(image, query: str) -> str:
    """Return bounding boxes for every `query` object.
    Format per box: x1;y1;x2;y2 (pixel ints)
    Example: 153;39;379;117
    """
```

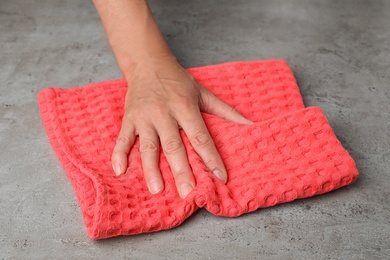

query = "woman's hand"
112;55;252;198
93;0;251;198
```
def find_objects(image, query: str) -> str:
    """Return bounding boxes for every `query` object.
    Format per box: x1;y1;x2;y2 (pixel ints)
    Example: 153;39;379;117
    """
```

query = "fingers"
112;119;136;176
200;88;253;125
113;110;195;198
178;108;228;184
157;118;195;199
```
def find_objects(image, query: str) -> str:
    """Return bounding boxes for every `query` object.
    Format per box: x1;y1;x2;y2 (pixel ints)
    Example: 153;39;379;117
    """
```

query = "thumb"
199;87;253;125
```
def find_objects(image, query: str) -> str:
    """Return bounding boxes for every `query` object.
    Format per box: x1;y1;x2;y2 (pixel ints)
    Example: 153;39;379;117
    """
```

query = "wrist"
122;53;180;82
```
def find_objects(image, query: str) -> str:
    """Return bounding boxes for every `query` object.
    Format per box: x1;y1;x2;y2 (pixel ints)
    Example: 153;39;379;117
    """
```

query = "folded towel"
38;60;358;239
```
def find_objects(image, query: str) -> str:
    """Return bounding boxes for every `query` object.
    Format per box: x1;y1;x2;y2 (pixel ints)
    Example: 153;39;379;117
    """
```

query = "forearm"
92;0;172;80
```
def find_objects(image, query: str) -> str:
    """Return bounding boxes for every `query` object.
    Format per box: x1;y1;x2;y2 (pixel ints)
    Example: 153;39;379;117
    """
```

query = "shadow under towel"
38;60;359;239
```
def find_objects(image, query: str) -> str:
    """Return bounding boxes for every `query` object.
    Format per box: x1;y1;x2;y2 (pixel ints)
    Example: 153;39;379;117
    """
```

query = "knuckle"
122;111;133;121
143;165;158;176
111;150;127;163
192;131;211;147
163;138;183;155
128;101;168;121
139;140;158;154
122;109;139;124
116;136;131;144
203;158;218;169
199;91;211;107
175;169;187;178
112;148;126;157
174;97;196;113
150;102;169;118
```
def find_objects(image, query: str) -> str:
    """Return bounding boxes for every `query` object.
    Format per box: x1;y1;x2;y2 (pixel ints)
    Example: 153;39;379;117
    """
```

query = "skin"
92;0;252;198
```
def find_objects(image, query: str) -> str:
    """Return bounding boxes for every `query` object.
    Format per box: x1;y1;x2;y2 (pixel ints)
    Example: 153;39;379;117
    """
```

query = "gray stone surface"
1;0;389;259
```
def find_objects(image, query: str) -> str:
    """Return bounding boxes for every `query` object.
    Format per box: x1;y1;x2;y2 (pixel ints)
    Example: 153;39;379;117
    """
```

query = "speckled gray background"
1;0;389;259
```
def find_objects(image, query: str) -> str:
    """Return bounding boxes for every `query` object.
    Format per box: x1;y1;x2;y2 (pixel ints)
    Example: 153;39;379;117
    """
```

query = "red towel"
38;60;358;239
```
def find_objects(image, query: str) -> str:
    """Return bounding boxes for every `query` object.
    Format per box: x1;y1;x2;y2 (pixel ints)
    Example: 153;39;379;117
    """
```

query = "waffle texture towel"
38;60;358;239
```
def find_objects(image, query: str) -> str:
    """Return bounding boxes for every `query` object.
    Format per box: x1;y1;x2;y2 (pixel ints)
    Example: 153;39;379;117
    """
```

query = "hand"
92;0;252;198
112;55;252;198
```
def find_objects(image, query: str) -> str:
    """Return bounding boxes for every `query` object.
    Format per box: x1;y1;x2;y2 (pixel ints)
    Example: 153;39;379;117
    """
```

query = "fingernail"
149;179;163;194
242;117;254;124
113;164;123;176
213;169;227;183
180;183;193;198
